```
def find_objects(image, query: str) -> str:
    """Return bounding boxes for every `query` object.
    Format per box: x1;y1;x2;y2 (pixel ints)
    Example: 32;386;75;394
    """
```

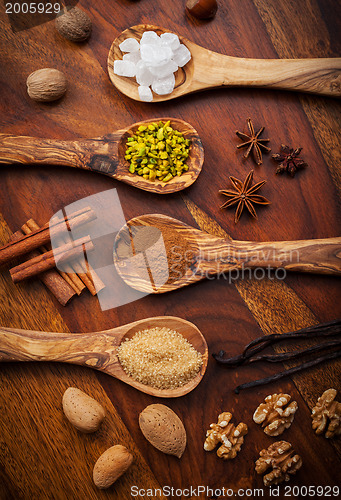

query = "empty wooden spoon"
0;117;203;194
0;316;208;398
114;214;341;293
108;24;341;101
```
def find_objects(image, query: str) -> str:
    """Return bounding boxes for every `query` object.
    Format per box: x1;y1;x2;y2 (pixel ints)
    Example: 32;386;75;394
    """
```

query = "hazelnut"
185;0;218;19
26;68;67;102
55;7;92;42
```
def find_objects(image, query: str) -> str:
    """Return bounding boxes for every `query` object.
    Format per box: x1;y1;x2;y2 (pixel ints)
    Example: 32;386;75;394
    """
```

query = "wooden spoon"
108;24;341;101
0;118;203;194
114;214;341;293
0;316;208;398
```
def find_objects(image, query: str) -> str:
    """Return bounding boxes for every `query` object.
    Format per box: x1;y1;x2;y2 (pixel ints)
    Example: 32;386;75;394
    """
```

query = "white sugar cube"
160;32;180;51
138;85;153;102
140;44;155;64
123;51;141;64
119;38;140;53
152;74;175;95
113;60;136;77
140;44;172;66
136;60;154;86
148;60;178;78
140;31;160;45
172;44;191;67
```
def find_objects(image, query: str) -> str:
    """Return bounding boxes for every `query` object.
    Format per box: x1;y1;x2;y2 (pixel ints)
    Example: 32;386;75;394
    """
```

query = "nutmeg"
55;7;92;42
185;0;218;20
26;68;67;102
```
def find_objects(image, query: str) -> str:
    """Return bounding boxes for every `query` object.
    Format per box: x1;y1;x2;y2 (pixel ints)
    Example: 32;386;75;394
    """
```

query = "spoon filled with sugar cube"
108;24;341;102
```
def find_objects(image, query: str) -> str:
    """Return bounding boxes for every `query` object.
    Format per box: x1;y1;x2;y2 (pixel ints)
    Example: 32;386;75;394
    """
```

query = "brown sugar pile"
117;326;203;389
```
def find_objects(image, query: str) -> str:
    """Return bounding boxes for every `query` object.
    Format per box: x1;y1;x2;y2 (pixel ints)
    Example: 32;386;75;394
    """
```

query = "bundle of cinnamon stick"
0;207;105;306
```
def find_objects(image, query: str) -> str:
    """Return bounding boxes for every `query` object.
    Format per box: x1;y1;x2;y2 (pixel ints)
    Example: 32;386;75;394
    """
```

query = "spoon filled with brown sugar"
114;214;341;293
0;316;208;398
0;117;203;194
108;24;341;102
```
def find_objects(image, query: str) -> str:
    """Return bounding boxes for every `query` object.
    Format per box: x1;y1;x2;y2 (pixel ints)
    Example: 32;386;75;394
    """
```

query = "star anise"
236;118;271;165
219;171;270;223
272;145;308;177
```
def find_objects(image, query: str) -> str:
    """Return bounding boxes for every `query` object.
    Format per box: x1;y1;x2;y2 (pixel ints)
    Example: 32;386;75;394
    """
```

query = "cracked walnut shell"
253;393;298;436
255;441;302;487
204;412;248;460
311;389;341;438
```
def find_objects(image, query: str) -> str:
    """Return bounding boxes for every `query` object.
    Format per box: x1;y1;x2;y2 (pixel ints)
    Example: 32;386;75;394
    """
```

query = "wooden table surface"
0;1;340;499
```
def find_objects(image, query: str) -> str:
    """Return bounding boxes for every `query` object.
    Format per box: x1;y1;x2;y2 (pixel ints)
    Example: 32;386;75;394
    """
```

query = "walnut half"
204;411;248;460
255;441;302;486
311;389;341;438
253;393;298;436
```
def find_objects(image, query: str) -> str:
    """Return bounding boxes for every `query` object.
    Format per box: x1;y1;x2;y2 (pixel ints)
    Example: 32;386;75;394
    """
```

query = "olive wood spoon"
114;214;341;293
108;24;341;101
0;118;203;194
0;316;208;398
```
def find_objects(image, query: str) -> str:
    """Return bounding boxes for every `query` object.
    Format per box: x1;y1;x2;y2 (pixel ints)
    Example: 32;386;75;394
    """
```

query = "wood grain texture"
0;117;203;194
108;24;341;101
0;316;208;398
1;0;340;498
254;0;341;195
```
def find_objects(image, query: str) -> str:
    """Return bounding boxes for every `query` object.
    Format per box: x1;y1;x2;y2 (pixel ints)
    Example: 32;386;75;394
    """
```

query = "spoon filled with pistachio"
108;24;341;102
0;118;203;194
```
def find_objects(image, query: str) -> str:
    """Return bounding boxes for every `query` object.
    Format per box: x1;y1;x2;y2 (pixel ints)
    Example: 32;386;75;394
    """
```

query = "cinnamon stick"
10;236;94;283
23;219;86;295
9;231;76;306
51;223;105;296
0;206;95;266
69;259;97;295
85;260;106;294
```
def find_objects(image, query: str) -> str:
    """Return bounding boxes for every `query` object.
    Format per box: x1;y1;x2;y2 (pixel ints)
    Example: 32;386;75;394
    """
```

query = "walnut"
255;441;302;486
311;388;341;438
253;393;298;436
204;411;248;459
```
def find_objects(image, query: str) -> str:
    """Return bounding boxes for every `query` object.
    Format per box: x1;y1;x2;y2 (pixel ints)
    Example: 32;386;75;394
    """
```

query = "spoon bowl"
108;25;196;102
0;316;208;398
108;24;341;101
114;213;341;293
0;117;204;194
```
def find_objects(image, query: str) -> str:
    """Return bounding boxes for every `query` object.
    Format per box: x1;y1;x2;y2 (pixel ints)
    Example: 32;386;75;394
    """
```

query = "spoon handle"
0;327;119;367
0;133;119;175
208;54;341;97
198;237;341;275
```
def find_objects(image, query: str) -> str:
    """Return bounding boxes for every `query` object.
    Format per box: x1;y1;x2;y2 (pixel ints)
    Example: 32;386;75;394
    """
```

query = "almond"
62;387;105;433
139;404;186;458
93;445;133;489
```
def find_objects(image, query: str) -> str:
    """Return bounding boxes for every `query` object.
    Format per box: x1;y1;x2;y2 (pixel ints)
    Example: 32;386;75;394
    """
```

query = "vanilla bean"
246;339;341;364
234;349;341;393
213;319;341;366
